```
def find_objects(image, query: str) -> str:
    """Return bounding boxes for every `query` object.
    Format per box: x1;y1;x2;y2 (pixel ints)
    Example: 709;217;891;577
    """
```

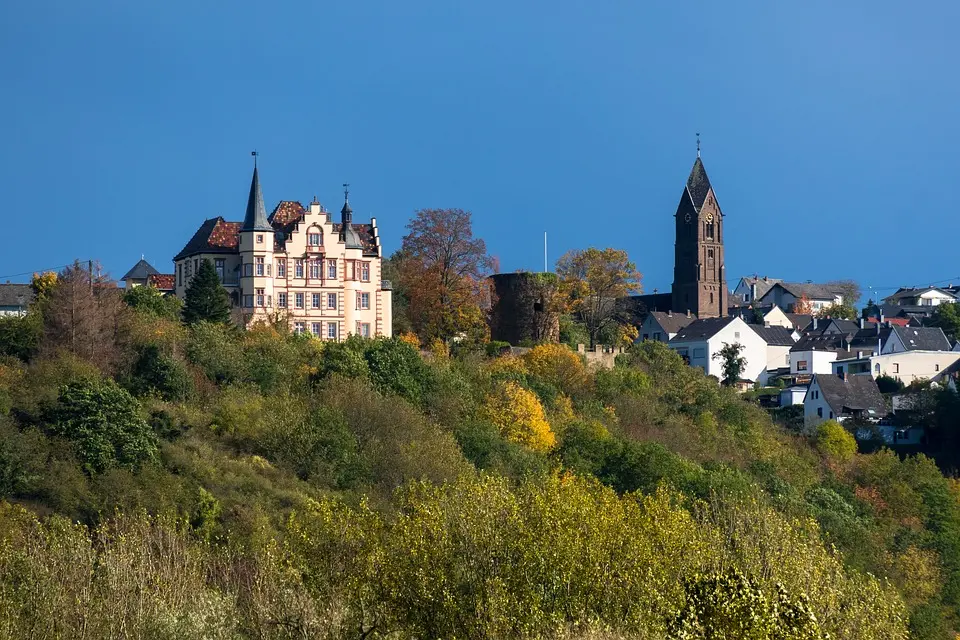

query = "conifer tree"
182;259;231;325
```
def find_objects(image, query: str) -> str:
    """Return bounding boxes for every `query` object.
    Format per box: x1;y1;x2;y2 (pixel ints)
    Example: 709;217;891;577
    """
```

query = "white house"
748;324;797;384
780;386;808;406
832;351;960;385
803;373;888;429
883;287;958;308
732;276;782;304
668;316;768;382
757;282;845;314
789;333;842;376
0;284;32;317
638;310;696;343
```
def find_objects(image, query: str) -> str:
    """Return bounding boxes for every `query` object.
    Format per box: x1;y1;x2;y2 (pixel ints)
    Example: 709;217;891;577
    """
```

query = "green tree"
123;285;183;321
45;379;158;474
555;247;642;348
815;420;857;464
817;301;857;320
929;301;960;341
0;313;42;361
182;259;231;325
363;337;433;405
128;345;194;401
713;341;747;386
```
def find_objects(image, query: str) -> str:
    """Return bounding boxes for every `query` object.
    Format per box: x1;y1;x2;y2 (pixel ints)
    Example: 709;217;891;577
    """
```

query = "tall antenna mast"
544;231;548;272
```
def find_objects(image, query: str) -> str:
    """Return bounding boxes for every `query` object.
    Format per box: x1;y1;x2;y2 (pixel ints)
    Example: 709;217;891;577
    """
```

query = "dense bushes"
1;275;959;636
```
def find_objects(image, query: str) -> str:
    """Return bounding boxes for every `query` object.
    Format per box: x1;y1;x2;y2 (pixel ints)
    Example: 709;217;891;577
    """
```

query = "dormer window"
256;234;264;244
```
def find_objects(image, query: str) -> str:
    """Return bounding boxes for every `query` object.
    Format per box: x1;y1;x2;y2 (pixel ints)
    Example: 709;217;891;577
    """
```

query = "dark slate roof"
241;166;272;232
0;284;33;308
686;157;712;211
883;287;957;304
648;311;697;334
814;373;888;417
121;259;161;281
891;326;952;351
785;313;814;332
748;324;796;346
670;317;736;342
820;319;859;335
739;276;781;299
791;332;846;353
768;282;846;301
174;217;242;260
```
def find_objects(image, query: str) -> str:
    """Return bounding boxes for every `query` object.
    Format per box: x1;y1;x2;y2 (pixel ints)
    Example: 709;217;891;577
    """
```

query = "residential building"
883;326;952;354
883;286;958;308
173;164;392;338
748;324;797;383
732;276;781;304
121;258;175;293
756;282;845;313
832;351;960;385
779;386;808;407
668;316;767;382
0;284;32;317
804;373;888;428
638;310;696;342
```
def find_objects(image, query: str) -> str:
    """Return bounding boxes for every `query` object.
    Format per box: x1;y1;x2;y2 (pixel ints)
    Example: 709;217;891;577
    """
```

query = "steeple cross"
251;150;258;168
342;183;350;201
696;133;701;158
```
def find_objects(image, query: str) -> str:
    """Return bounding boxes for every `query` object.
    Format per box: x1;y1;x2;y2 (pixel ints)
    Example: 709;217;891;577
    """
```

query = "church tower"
671;153;727;318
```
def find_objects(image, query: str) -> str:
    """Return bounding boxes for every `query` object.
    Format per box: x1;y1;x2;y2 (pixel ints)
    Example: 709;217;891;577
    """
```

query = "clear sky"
2;1;958;301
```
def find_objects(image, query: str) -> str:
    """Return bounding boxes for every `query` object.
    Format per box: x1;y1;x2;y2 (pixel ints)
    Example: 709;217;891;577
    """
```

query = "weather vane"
342;182;350;201
251;150;258;168
696;133;701;158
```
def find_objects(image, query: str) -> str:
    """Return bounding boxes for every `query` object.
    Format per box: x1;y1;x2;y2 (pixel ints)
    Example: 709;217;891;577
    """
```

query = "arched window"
874;363;881;374
308;226;323;247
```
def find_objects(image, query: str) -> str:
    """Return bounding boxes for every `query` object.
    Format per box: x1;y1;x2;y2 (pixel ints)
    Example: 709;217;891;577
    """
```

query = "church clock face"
684;213;692;223
704;212;714;223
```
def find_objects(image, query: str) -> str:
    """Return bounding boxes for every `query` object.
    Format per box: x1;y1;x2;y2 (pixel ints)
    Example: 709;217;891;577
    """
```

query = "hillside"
1;288;959;638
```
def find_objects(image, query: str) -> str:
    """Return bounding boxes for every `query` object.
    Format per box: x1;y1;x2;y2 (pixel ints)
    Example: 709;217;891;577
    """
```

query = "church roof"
686;157;712;211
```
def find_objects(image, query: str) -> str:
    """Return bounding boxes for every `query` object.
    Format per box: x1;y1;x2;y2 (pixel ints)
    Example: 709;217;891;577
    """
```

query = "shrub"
522;343;589;396
876;374;904;394
482;381;556;452
122;285;183;321
815;420;857;464
317;338;369;380
44;379;158;474
363;337;433;404
485;340;511;356
129;345;194;401
186;322;244;384
0;313;41;362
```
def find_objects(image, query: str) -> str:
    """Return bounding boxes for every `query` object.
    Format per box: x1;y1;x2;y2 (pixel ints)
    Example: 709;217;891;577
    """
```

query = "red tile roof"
147;274;175;291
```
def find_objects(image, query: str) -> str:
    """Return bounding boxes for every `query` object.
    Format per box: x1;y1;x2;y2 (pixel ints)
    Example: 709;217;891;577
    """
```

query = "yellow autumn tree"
483;381;556;451
522;343;589;396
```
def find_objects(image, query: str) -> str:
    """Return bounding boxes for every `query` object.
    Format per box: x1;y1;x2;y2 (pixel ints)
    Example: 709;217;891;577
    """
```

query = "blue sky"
2;1;958;302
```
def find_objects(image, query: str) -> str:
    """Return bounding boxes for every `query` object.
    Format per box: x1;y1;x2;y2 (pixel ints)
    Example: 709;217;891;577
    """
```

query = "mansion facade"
173;165;392;339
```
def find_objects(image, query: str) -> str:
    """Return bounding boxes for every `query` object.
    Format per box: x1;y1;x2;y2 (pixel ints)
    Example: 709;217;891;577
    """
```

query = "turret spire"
339;182;362;249
241;152;272;232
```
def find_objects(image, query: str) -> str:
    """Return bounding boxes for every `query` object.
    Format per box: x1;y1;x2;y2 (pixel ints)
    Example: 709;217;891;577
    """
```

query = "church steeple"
241;157;271;232
671;150;727;318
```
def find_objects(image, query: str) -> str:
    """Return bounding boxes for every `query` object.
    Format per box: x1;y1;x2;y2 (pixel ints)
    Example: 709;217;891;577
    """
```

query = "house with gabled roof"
732;276;781;304
638;310;696;342
0;284;33;317
804;372;888;428
173;163;392;339
668;316;768;383
121;258;175;293
882;286;958;308
757;282;846;314
748;324;797;381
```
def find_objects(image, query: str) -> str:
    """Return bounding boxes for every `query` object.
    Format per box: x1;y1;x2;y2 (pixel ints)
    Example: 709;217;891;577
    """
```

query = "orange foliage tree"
393;208;495;343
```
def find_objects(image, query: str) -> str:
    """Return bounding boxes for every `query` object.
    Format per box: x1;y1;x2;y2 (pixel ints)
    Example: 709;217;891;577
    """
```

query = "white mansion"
173;164;392;339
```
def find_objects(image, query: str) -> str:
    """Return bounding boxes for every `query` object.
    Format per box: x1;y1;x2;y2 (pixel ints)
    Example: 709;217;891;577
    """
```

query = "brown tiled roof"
147;274;175;291
176;208;379;261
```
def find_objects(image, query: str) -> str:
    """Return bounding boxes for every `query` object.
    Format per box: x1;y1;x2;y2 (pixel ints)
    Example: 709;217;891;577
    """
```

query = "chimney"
667;310;672;317
860;318;865;329
813;318;818;330
686;310;691;318
879;311;885;323
750;282;757;302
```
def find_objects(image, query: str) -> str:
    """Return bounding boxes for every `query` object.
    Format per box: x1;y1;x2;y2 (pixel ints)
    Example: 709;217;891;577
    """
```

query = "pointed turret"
685;156;713;212
241;165;272;232
339;184;363;250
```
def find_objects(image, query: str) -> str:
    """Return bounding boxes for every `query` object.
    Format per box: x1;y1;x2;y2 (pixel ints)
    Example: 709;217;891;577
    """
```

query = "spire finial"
696;133;701;158
251;150;258;168
342;182;350;202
